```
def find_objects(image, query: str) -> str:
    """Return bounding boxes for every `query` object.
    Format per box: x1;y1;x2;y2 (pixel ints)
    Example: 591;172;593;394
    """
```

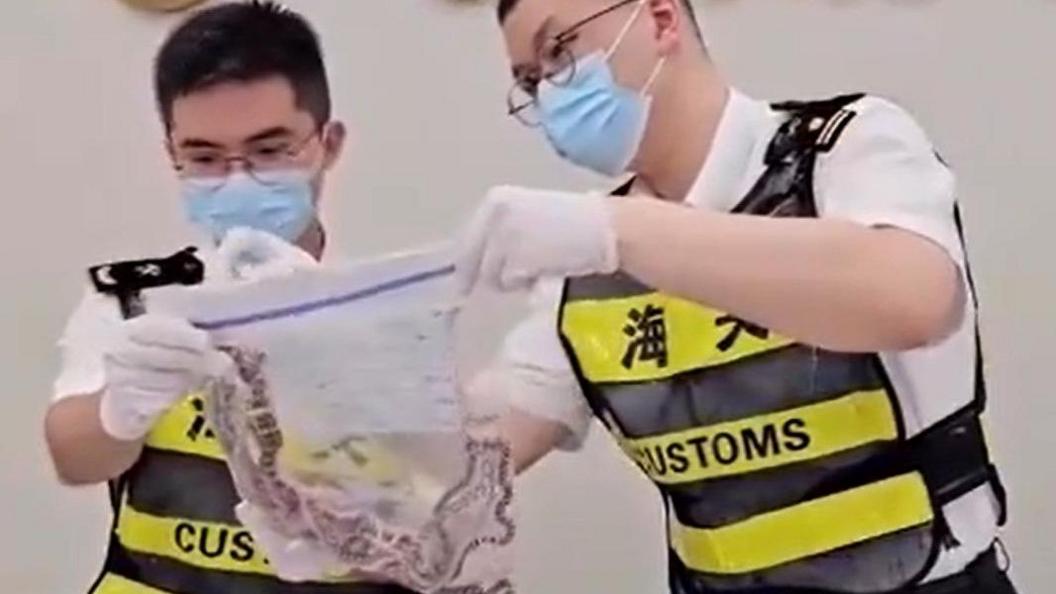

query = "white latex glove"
216;227;318;282
99;314;213;441
454;185;619;296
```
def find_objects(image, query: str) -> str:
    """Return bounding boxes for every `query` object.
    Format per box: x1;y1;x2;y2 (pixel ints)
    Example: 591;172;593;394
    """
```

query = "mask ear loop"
604;0;667;97
293;124;331;188
604;0;649;61
313;123;335;174
641;56;666;96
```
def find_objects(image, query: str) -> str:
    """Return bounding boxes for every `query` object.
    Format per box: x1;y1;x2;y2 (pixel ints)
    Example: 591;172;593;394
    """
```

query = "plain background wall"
1;0;1053;592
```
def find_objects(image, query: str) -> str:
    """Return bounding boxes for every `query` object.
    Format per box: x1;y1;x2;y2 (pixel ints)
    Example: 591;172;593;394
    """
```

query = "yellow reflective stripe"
561;293;793;383
622;389;897;484
670;473;934;575
116;503;271;575
93;573;174;594
145;393;224;461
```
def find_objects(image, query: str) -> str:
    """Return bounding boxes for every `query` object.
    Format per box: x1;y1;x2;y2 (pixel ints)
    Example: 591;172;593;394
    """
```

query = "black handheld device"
88;247;205;319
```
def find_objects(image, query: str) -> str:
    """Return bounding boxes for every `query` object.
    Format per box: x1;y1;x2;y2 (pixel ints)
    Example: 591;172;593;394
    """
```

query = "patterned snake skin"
205;346;516;593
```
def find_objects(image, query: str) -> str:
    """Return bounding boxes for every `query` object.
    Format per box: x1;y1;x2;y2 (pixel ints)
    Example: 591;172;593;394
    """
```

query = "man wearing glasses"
464;0;1018;592
43;3;415;593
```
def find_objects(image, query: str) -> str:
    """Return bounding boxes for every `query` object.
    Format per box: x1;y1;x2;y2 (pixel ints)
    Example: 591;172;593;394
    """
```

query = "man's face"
167;75;345;202
502;0;662;110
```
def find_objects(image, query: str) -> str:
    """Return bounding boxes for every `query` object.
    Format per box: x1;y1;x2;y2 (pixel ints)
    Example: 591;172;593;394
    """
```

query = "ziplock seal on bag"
149;242;516;593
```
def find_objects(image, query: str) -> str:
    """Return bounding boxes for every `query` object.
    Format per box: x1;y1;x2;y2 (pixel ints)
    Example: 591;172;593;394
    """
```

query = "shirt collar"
685;89;775;211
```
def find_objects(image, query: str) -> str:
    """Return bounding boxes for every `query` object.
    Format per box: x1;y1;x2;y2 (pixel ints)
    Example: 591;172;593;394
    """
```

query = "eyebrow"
243;127;295;144
177;127;294;150
178;138;222;150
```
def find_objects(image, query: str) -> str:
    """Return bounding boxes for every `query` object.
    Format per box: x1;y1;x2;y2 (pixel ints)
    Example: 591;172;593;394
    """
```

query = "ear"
321;121;348;171
645;0;682;56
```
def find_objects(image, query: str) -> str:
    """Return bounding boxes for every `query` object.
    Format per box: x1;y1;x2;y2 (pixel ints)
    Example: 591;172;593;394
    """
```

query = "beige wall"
1;1;1052;592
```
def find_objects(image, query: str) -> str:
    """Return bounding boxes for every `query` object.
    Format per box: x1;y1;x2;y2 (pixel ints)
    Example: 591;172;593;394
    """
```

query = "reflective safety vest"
89;393;414;594
558;94;1007;593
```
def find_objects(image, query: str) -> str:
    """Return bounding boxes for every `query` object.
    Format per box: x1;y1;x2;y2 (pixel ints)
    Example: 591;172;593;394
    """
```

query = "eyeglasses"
506;0;639;127
173;129;322;187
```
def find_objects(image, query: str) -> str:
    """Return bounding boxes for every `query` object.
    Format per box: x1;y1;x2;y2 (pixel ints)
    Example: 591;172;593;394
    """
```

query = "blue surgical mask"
536;1;665;177
181;170;316;243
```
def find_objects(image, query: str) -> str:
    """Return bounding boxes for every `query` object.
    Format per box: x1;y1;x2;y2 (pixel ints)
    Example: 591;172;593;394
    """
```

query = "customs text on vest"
558;94;1007;593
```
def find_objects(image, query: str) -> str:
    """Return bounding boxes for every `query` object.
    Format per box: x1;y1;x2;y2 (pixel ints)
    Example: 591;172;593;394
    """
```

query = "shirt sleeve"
496;280;592;450
52;291;122;401
814;96;966;267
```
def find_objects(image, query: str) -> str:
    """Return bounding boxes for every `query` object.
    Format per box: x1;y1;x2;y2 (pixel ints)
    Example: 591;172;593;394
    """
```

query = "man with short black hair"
462;0;1018;592
44;2;413;593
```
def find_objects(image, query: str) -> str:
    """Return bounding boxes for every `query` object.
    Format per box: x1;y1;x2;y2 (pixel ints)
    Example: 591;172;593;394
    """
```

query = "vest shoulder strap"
729;93;864;217
765;92;866;165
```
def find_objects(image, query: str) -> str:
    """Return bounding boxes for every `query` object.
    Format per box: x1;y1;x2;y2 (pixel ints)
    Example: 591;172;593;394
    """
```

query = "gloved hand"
216;227;318;282
454;185;619;296
100;314;214;441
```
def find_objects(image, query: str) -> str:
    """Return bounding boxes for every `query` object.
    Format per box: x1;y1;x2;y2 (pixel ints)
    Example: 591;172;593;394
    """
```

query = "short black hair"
154;1;331;131
497;0;703;41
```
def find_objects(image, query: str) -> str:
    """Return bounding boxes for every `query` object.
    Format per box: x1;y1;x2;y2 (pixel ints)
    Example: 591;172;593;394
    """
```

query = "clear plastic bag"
149;237;515;593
